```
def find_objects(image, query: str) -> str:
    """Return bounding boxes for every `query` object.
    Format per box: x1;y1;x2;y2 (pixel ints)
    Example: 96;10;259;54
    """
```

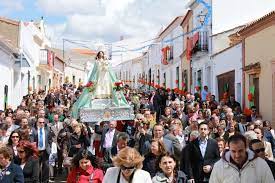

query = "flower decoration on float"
114;81;124;91
85;81;96;92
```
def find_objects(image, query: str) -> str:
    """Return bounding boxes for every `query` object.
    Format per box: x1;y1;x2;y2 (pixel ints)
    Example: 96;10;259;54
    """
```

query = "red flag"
186;37;193;60
193;32;199;48
47;51;53;68
161;47;169;65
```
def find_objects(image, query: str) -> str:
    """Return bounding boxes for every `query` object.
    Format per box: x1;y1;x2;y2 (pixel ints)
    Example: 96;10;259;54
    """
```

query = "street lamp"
197;11;207;25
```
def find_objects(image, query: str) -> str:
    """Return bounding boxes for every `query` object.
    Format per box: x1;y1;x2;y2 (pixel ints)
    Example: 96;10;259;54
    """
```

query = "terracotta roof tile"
0;16;19;26
236;10;275;35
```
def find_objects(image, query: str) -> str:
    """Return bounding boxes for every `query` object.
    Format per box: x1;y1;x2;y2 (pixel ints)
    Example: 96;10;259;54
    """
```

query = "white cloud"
36;0;105;16
213;0;275;34
40;0;187;47
1;0;24;15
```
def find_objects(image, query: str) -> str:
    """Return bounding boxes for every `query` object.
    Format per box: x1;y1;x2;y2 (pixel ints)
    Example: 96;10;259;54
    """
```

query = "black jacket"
68;132;90;157
182;138;220;182
266;159;275;179
30;126;53;154
95;125;118;152
20;157;39;183
143;152;158;177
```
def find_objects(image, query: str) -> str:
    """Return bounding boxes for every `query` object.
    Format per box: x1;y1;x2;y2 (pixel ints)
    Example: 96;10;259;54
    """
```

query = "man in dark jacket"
95;121;119;156
182;122;220;182
30;117;53;183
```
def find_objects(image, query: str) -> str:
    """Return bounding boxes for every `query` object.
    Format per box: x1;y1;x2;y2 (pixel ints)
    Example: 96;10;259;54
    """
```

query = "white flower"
5;171;10;175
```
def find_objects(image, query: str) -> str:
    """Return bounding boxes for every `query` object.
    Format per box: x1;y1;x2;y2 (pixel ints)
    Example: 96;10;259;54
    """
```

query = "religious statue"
71;49;129;119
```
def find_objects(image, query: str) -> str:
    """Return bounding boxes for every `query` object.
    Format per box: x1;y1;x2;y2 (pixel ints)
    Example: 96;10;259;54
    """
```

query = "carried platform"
79;99;135;122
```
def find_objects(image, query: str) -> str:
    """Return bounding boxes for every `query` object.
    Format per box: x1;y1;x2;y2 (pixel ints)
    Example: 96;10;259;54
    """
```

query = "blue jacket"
0;162;24;183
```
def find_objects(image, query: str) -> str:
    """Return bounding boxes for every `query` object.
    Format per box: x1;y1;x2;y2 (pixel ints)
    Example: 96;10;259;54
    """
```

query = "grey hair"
244;131;257;141
190;130;200;138
117;132;130;141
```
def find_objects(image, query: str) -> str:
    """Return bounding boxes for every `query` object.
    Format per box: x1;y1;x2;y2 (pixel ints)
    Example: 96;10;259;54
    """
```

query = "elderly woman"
103;147;152;183
67;149;103;183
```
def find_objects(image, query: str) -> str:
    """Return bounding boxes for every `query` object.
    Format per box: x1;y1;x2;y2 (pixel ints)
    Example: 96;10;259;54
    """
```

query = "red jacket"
67;166;104;183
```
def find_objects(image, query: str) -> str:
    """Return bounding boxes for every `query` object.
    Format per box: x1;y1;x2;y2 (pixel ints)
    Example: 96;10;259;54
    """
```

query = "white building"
62;49;96;86
0;39;19;110
137;39;162;90
211;43;242;103
211;25;245;102
187;0;212;93
114;55;144;88
158;16;184;90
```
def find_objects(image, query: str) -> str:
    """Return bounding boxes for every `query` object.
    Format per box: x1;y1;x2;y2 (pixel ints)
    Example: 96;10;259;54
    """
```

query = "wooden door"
217;70;235;101
253;77;259;113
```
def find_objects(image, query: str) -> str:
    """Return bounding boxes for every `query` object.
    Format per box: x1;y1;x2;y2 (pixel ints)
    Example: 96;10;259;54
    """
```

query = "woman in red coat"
67;149;104;183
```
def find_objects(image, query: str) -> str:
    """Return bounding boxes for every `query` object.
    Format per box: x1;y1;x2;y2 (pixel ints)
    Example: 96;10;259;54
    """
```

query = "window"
72;76;75;84
4;85;8;110
197;70;202;88
176;67;179;88
48;79;51;88
38;75;42;85
163;72;166;87
182;70;188;91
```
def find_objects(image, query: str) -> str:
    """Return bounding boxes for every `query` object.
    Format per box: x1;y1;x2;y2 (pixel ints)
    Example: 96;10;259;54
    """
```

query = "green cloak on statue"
72;54;133;122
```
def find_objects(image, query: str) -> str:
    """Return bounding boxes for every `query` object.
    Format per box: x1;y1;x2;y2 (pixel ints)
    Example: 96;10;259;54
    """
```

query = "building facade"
230;11;275;127
159;16;184;90
186;0;212;93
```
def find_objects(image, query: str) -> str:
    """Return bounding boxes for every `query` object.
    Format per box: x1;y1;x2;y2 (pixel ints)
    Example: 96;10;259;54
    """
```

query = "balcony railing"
193;31;208;53
39;49;54;68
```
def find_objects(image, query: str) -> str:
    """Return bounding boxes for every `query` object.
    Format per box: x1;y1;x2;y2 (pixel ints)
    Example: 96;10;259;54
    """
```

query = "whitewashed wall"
212;43;242;103
160;26;183;89
0;45;16;109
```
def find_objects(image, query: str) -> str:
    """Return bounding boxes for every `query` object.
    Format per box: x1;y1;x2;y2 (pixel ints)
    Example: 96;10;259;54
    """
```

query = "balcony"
192;31;208;53
39;49;54;68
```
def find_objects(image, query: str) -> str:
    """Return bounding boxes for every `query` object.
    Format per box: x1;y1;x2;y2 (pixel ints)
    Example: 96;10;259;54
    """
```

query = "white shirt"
199;137;208;158
38;127;46;151
20;163;25;170
103;129;115;149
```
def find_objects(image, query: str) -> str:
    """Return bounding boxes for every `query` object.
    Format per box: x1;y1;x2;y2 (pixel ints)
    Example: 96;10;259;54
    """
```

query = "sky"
1;0;275;49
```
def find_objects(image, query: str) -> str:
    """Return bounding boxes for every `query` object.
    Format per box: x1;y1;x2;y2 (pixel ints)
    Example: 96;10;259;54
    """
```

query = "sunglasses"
39;122;45;124
254;148;265;153
11;136;19;139
121;165;135;171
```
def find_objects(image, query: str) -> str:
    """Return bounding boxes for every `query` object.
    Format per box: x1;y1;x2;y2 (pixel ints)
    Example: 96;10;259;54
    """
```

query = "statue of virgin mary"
71;49;128;119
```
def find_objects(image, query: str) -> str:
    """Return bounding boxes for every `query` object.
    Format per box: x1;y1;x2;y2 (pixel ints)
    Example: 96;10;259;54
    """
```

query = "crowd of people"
0;83;274;183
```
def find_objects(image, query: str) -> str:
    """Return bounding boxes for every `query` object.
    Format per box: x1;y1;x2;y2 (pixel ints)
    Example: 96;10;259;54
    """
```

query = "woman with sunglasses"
7;130;21;164
17;140;39;183
103;147;152;183
152;153;187;183
67;149;103;183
